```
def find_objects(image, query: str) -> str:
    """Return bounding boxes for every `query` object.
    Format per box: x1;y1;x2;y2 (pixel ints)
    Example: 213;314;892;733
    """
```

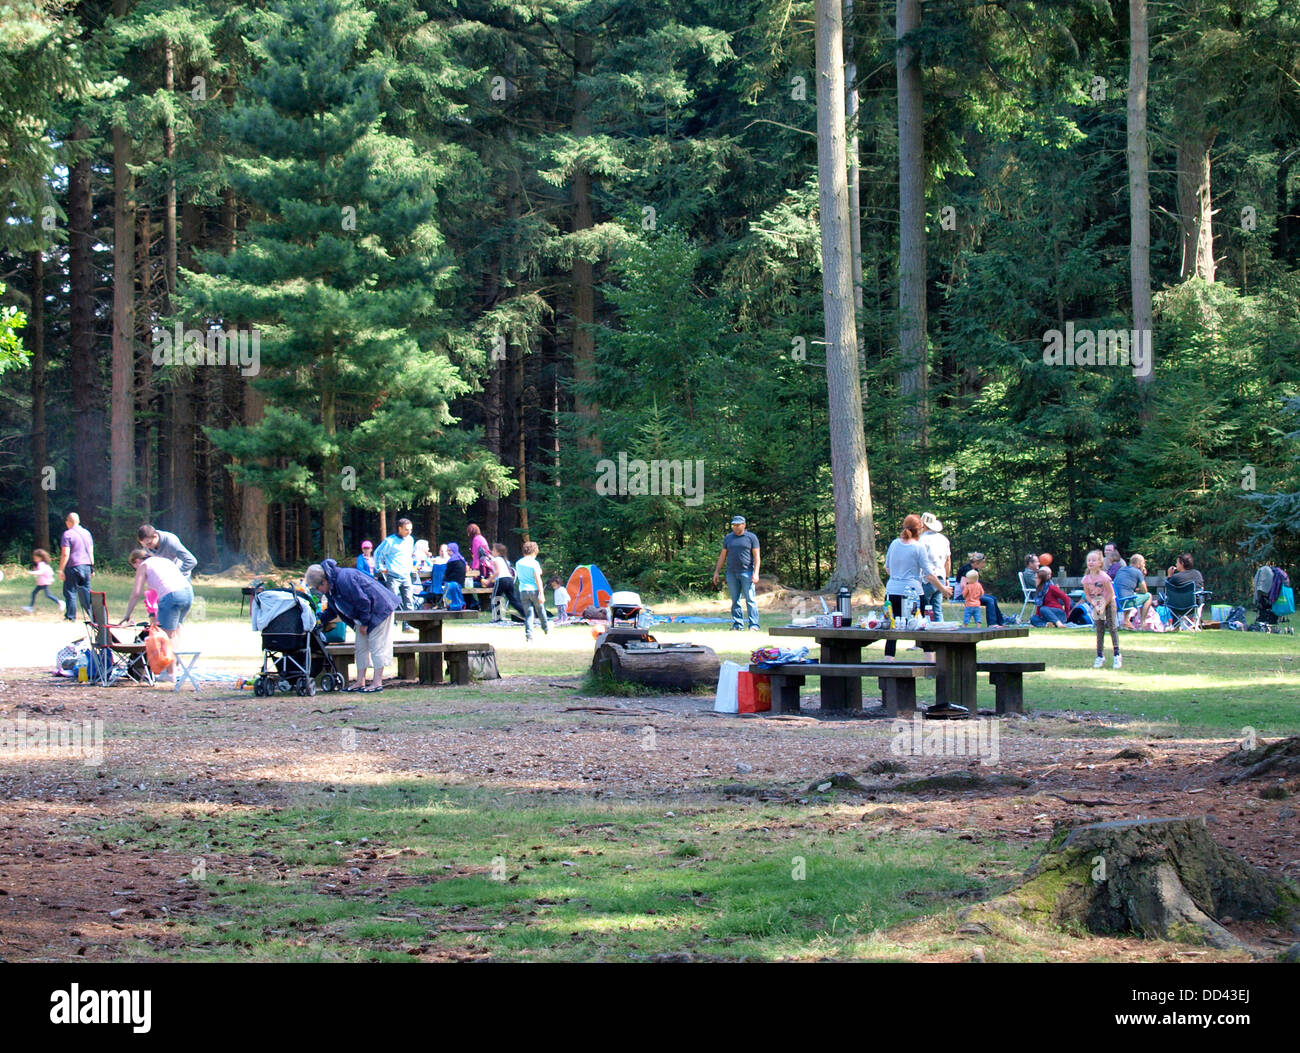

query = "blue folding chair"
416;564;447;607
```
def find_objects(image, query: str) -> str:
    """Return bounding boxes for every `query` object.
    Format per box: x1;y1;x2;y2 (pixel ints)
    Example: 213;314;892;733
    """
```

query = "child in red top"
1082;549;1121;669
961;570;985;626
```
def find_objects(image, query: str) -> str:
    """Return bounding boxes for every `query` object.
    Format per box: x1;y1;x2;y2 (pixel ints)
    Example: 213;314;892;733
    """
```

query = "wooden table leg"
818;640;863;712
768;674;804;714
930;642;977;715
418;620;444;685
880;677;917;717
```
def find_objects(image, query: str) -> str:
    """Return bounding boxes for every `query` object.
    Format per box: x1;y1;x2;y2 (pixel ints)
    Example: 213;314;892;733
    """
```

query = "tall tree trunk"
239;379;272;568
112;121;137;528
297;500;313;563
29;251;49;551
817;0;881;592
1128;0;1154;392
845;0;865;400
135;204;153;519
67;125;103;518
570;27;599;451
111;0;137;533
321;346;343;559
1176;129;1217;282
896;0;928;446
183;198;218;565
378;457;387;539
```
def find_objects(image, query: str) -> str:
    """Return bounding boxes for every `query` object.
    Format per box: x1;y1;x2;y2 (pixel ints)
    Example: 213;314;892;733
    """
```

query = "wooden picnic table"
770;624;1029;715
393;609;480;683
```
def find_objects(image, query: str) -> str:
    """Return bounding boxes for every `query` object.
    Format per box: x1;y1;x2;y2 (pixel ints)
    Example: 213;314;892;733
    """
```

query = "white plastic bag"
714;660;744;713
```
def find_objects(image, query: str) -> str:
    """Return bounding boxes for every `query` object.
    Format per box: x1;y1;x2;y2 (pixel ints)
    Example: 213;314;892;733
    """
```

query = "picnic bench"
766;662;935;716
325;641;490;686
976;660;1045;715
771;624;1031;717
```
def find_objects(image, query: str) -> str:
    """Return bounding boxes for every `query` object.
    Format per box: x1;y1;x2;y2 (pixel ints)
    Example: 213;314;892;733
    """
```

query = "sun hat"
921;512;943;532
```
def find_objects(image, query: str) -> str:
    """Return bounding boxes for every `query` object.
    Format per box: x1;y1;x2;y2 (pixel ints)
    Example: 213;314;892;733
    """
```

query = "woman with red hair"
882;514;951;659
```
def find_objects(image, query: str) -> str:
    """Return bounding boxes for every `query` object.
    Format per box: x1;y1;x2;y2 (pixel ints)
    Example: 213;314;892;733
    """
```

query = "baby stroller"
250;587;346;696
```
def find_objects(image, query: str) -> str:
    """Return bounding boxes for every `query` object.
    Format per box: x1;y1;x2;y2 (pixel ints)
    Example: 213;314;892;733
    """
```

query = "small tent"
566;564;612;616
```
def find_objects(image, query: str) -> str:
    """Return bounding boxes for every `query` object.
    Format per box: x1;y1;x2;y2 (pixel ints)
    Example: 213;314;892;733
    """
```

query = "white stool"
173;651;201;692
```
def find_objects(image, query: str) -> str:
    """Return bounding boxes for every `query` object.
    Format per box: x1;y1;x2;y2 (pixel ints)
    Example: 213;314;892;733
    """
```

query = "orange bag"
146;624;175;674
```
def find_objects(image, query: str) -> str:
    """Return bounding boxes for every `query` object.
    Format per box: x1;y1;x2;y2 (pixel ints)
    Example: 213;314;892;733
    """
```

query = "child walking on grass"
1083;549;1121;669
22;549;64;613
549;576;571;624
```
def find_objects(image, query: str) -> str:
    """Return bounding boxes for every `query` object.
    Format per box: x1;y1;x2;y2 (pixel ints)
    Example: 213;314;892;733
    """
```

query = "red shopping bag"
736;671;771;713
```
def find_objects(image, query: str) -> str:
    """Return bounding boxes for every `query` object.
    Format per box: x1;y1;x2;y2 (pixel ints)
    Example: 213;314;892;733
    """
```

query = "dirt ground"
1;667;1297;962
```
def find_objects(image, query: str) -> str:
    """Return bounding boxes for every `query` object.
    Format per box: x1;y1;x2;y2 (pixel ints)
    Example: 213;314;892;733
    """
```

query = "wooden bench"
325;641;491;686
765;662;936;716
975;661;1045;715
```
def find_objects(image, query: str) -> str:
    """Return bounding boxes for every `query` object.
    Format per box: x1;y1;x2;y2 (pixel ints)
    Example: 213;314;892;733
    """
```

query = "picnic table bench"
975;660;1045;715
325;641;490;686
766;661;935;716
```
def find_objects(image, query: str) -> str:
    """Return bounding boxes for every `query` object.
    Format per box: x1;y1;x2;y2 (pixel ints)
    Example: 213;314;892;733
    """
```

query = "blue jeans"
922;582;944;621
962;606;982;626
980;594;1002;625
157;585;193;632
1031;607;1066;627
383;573;413;611
521;589;548;638
63;564;92;619
726;570;759;630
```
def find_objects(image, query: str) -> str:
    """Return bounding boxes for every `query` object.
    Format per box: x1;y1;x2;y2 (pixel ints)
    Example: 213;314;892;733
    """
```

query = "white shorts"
355;614;394;671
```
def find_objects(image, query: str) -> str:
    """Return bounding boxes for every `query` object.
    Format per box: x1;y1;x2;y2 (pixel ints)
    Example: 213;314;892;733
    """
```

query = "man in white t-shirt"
919;512;952;620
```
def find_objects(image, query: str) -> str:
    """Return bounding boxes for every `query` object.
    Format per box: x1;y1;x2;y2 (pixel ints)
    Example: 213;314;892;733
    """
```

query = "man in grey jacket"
137;524;199;579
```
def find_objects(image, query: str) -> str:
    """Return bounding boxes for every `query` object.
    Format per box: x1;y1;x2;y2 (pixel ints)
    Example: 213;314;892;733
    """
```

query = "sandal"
345;685;365;693
362;685;384;693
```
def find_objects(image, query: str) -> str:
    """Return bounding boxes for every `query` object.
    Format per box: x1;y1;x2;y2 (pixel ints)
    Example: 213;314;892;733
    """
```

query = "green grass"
0;565;250;621
93;783;1035;962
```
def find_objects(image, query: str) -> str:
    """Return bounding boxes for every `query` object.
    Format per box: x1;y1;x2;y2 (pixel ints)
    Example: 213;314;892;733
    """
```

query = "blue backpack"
444;581;465;611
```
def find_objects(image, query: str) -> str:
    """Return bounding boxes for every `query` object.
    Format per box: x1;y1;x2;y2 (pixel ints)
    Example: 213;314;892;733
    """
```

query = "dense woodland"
2;0;1300;601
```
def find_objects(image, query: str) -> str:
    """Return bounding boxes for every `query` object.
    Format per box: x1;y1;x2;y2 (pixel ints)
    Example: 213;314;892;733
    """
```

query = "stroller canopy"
251;589;318;633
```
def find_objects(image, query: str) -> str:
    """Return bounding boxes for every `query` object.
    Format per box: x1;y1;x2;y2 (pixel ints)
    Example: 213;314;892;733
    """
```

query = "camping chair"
1016;569;1038;622
84;591;154;685
1163;581;1210;631
415;564;446;608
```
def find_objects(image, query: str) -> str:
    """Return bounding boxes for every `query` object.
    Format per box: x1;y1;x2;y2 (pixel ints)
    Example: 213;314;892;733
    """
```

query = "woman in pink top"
123;548;194;636
1082;549;1121;669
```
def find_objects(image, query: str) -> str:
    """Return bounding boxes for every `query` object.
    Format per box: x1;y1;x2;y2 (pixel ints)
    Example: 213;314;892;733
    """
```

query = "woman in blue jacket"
305;559;398;692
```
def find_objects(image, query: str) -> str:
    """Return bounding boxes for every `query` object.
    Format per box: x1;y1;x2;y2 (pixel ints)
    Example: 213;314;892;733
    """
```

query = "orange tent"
565;565;612;616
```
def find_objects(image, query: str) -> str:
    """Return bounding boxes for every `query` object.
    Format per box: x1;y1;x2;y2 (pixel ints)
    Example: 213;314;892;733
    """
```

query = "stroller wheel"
318;674;335;693
253;676;266;697
331;673;345;691
297;679;314;697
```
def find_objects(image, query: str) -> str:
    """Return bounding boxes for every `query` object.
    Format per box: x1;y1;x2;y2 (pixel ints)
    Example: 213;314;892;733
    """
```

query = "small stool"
173;651;201;692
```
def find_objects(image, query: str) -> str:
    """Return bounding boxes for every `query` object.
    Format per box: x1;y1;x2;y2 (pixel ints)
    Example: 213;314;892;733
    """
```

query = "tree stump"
591;641;720;692
972;817;1299;949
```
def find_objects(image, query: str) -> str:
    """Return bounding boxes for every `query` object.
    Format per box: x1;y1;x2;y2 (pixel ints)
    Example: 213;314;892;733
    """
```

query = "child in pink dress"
22;549;64;613
1082;549;1121;669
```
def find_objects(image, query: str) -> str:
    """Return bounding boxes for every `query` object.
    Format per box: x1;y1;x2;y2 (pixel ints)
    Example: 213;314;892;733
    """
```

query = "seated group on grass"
1023;545;1209;632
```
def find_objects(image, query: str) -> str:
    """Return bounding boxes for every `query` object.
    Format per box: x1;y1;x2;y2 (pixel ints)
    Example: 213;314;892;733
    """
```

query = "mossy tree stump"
973;817;1298;950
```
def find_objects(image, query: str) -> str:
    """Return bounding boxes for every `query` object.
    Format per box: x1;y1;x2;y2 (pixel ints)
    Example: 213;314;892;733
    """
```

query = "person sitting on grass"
21;548;63;614
961;570;984;626
1082;548;1121;669
1113;553;1153;628
1030;567;1071;627
304;560;397;693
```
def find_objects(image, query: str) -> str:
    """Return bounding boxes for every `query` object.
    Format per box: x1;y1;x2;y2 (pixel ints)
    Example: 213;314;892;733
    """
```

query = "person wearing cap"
954;552;1004;625
919;512;953;620
712;516;762;632
356;540;376;577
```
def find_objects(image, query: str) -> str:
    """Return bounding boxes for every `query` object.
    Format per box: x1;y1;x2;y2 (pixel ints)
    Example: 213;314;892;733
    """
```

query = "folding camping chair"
84;591;154;685
1163;581;1210;631
1016;569;1038;622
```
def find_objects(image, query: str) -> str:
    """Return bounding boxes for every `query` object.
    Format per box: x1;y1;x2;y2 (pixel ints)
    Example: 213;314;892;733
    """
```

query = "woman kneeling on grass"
305;559;397;693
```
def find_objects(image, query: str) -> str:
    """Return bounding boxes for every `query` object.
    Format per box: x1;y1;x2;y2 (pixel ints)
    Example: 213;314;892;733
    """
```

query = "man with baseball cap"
712;515;761;632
